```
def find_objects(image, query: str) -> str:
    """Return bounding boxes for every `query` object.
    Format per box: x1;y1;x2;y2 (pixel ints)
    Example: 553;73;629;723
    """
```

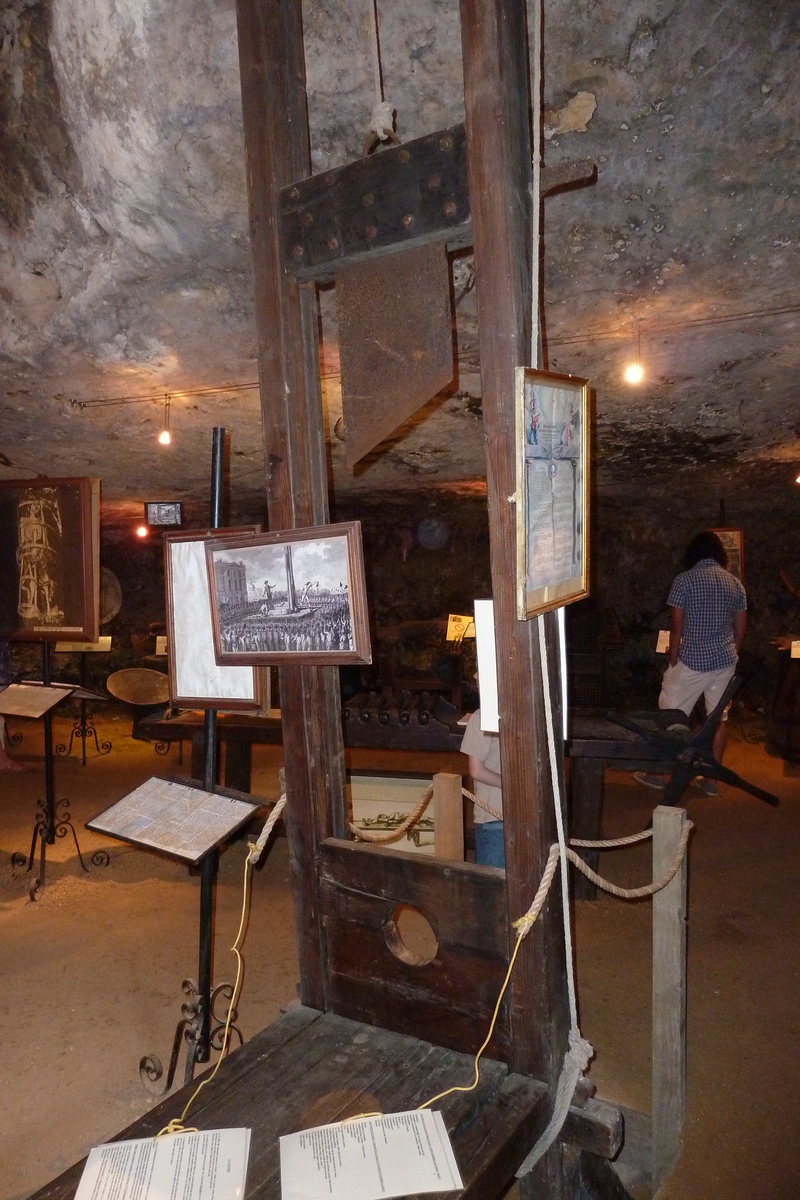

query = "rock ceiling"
0;0;797;528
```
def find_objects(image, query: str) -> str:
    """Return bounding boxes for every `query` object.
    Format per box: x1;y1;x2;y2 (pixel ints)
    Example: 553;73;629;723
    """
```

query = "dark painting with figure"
205;522;372;666
0;478;99;641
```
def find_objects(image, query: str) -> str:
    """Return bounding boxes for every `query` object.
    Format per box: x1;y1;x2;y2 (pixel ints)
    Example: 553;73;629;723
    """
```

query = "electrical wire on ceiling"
66;301;800;408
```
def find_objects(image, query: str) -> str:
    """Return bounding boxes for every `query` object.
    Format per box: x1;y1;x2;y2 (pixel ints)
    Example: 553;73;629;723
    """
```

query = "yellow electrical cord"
156;839;258;1138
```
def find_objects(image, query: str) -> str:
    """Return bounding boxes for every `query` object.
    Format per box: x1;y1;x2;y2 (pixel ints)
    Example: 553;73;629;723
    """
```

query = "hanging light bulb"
136;525;148;538
158;393;171;445
624;318;644;384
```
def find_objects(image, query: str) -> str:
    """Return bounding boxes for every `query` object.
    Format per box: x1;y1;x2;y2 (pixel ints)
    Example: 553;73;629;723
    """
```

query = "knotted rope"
349;783;433;844
363;0;398;152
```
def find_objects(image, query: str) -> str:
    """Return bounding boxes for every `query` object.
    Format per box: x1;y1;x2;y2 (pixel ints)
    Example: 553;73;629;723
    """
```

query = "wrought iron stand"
56;651;112;765
11;642;110;901
140;428;242;1093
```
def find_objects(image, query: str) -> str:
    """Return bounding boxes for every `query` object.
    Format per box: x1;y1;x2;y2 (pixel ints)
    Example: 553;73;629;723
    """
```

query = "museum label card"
87;777;257;864
474;599;499;732
279;1111;463;1200
0;682;74;718
792;640;800;659
74;1129;250;1200
55;636;112;653
656;630;670;653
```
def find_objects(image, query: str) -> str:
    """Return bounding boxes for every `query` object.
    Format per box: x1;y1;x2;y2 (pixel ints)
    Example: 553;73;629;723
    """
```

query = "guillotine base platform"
29;1006;632;1200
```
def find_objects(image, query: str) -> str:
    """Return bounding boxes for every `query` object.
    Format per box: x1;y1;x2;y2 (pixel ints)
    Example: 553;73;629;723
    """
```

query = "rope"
570;829;653;848
156;792;286;1138
566;824;693;900
418;845;560;1111
517;616;593;1175
349;784;433;843
365;0;397;146
462;785;503;822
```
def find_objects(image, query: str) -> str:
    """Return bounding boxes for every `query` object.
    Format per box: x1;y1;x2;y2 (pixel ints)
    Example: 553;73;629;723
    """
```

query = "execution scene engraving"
17;488;65;628
524;379;584;594
212;534;354;655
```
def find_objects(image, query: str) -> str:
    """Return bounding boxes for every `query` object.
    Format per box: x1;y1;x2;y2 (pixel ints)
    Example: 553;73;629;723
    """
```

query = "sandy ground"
0;714;798;1199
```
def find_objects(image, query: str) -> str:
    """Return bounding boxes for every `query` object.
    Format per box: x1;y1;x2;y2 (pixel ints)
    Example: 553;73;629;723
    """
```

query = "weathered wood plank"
459;0;569;1087
560;1098;624;1159
434;772;465;861
320;838;507;954
234;0;348;1011
652;805;688;1189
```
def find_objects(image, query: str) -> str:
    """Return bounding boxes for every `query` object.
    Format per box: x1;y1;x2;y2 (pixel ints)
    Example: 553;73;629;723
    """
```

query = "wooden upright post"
652;805;688;1189
459;0;569;1088
234;0;348;1010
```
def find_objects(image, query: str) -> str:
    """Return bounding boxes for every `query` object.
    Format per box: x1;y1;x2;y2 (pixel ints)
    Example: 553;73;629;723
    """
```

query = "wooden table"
569;714;675;901
139;710;465;793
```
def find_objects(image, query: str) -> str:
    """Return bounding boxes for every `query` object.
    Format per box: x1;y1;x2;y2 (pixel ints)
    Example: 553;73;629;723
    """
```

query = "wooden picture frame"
165;528;269;711
709;527;744;583
205;521;372;666
0;477;100;642
515;368;590;619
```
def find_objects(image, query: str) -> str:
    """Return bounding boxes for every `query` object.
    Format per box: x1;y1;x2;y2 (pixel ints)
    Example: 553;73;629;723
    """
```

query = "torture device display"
515;369;590;619
164;527;269;711
0;476;100;641
205;521;372;666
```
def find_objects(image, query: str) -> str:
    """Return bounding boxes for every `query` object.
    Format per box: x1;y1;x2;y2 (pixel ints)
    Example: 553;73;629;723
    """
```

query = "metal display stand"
9;643;110;900
139;428;244;1092
55;643;112;765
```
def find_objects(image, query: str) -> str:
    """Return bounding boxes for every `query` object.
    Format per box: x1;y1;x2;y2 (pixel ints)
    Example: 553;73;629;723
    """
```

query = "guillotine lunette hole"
383;903;439;966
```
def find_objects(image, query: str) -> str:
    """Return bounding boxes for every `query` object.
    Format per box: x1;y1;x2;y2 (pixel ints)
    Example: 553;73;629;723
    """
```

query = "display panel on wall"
205;522;372;665
0;477;100;641
515;368;590;619
709;527;744;583
165;528;269;711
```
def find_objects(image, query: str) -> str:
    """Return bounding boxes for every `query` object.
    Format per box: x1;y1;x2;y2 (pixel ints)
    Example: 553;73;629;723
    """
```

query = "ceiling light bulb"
624;362;644;384
136;525;148;538
158;429;171;445
796;473;800;484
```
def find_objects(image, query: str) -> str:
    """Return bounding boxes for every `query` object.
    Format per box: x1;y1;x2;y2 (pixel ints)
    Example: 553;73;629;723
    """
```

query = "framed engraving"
0;477;100;641
164;528;268;711
515;368;590;619
206;522;372;666
145;501;184;527
709;527;744;583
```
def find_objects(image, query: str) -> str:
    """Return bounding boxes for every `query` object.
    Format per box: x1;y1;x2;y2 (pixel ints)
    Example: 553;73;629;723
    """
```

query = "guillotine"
29;3;634;1199
231;0;623;1196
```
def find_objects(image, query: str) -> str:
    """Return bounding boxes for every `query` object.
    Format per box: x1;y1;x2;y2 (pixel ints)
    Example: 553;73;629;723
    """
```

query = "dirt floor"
0;712;798;1199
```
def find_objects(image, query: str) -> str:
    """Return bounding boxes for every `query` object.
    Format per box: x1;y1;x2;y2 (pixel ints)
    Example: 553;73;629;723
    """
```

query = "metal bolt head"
443;201;456;217
427;173;442;190
439;135;453;150
291;244;304;259
327;236;339;251
362;192;375;207
288;187;300;201
402;213;414;228
301;211;313;226
325;173;336;186
365;225;378;239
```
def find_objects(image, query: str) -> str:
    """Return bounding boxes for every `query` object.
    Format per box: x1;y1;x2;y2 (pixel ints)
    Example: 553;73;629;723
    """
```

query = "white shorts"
658;660;736;721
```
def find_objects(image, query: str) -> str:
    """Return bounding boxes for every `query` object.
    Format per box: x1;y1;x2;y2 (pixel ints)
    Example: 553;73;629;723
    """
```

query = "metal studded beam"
280;125;471;281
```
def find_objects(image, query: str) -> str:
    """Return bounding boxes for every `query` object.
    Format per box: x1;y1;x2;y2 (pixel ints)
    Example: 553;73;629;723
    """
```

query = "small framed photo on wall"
205;522;372;666
709;527;744;583
515;368;590;619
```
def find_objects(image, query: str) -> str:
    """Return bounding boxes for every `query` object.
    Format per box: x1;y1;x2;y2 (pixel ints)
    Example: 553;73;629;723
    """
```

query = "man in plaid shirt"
637;531;747;796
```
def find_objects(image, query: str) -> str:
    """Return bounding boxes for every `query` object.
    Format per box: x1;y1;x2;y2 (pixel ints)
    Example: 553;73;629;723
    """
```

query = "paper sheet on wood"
0;682;74;718
74;1129;250;1200
279;1110;463;1200
87;777;257;864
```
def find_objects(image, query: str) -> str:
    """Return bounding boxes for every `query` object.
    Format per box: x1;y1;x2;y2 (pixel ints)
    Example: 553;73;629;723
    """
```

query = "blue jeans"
475;821;505;867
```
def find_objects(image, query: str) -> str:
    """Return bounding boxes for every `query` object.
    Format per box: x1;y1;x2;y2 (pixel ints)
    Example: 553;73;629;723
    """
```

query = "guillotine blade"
336;241;454;469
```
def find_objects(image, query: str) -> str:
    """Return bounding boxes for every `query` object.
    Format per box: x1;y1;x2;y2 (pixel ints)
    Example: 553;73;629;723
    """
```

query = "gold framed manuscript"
515;368;590;619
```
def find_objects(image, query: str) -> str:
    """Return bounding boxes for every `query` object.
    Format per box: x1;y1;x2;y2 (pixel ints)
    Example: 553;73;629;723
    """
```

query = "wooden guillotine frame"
231;0;621;1197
